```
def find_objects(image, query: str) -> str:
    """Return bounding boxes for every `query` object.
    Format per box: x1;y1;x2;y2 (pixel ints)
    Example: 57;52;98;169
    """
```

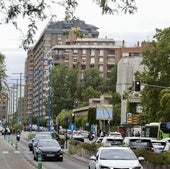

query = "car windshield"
100;149;137;160
34;135;51;141
39;140;60;147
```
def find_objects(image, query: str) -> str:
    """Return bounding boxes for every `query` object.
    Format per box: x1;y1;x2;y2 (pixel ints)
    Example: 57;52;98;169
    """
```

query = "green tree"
50;63;78;117
140;27;170;122
159;89;170;121
81;67;103;92
106;64;117;92
110;92;121;126
0;53;7;92
57;109;72;128
0;0;137;49
81;86;102;103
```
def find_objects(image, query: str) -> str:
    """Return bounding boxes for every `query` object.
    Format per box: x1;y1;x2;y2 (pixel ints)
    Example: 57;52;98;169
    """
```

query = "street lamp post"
25;75;35;132
10;79;19;123
28;68;46;132
12;73;24;124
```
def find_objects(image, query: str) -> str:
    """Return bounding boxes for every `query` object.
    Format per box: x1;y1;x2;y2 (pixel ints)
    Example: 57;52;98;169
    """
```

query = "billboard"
96;104;113;120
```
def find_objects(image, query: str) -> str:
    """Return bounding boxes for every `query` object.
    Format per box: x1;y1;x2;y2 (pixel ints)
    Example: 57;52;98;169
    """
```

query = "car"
101;136;123;146
35;131;63;148
72;130;84;142
151;140;166;153
123;136;154;151
28;134;52;152
89;146;144;169
108;131;123;138
161;138;170;143
33;139;63;161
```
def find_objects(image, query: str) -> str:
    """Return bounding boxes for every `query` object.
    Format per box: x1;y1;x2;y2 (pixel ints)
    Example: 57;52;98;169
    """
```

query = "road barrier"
38;154;42;169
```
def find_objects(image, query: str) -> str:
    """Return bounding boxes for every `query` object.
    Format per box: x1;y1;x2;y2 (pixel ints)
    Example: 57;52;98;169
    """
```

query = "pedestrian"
131;129;135;137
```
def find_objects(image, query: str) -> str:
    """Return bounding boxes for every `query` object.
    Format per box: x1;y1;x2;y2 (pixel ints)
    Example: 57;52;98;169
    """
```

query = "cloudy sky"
0;0;170;79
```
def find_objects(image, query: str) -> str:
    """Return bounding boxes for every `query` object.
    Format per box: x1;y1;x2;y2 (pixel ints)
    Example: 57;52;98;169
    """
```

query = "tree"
109;92;121;126
0;53;7;92
106;64;117;92
0;0;137;50
50;62;78;117
140;27;170;122
57;109;73;128
81;67;103;92
159;89;170;121
81;86;102;103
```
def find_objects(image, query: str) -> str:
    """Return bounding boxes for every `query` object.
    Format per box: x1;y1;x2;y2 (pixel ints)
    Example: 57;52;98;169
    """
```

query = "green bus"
142;122;170;140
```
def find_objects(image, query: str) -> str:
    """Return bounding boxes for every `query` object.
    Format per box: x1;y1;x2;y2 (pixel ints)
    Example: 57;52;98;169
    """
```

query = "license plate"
47;154;55;157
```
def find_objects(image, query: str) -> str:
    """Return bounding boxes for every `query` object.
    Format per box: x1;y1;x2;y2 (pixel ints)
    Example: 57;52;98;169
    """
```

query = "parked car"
33;139;63;161
151;140;166;153
123;137;154;151
101;136;123;146
89;146;144;169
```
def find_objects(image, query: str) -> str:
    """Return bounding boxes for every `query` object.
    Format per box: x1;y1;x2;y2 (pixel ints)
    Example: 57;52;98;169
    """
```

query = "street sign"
69;123;76;131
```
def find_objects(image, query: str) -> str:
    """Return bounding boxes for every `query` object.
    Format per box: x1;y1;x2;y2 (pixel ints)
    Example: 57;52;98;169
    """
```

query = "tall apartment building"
24;19;100;121
24;18;144;125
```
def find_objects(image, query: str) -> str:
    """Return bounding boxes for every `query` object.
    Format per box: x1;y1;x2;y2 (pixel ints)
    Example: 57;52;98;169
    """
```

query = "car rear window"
129;139;152;147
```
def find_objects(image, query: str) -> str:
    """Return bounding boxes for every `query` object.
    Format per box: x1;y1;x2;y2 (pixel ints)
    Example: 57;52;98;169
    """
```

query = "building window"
73;49;78;54
82;49;86;55
99;65;103;72
99;57;103;63
99;50;104;55
91;50;95;56
90;57;95;64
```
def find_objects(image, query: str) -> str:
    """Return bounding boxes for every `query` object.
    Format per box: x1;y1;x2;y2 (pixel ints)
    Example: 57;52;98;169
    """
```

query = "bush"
133;149;170;165
28;132;36;140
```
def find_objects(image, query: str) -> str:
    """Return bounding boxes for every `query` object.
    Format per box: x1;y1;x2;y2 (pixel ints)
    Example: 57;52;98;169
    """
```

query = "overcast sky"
0;0;170;79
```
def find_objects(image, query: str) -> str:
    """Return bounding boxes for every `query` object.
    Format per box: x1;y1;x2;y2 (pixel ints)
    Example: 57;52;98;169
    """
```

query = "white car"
89;146;144;169
108;131;123;138
151;140;166;153
101;136;123;146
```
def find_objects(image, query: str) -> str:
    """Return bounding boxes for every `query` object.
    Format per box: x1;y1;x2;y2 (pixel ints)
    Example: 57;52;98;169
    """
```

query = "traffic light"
74;100;78;108
134;80;141;91
71;113;75;123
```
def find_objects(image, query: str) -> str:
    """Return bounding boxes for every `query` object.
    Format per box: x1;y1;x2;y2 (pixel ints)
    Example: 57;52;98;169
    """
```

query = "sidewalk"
0;135;36;169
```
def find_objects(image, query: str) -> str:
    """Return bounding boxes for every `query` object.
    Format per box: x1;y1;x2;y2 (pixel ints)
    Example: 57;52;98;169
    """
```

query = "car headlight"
37;149;42;154
99;166;110;169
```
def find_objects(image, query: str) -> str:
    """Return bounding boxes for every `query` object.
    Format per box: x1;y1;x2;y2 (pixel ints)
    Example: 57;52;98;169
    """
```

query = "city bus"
142;122;170;140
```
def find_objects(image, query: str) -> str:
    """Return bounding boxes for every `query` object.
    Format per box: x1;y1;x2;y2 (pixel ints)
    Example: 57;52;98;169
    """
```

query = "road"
18;134;89;169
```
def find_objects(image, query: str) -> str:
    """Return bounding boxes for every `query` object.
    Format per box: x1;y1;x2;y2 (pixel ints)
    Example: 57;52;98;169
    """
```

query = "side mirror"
138;157;144;161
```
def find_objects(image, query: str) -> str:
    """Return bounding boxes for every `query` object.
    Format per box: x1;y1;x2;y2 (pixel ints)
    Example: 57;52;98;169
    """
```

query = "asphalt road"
19;133;89;169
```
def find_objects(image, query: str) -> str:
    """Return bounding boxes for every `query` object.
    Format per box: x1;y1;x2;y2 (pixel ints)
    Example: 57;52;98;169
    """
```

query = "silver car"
89;146;144;169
